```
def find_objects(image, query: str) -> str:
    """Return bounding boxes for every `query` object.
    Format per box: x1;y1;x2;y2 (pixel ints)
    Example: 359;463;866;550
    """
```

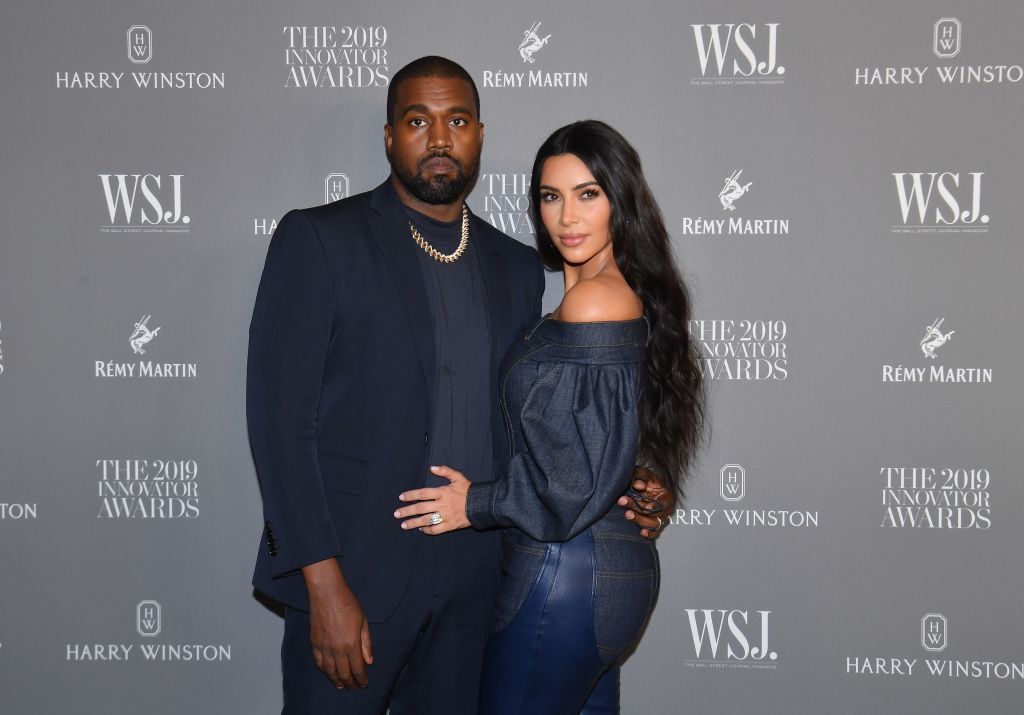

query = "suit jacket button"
424;431;430;445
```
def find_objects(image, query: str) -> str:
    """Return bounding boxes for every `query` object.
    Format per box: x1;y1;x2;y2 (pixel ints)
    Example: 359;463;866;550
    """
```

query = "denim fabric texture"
468;316;658;712
466;315;649;540
491;530;547;633
592;530;659;661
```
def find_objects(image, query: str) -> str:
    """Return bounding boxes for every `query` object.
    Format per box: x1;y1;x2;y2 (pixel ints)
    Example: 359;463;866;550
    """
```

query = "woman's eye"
581;189;600;200
540;193;559;202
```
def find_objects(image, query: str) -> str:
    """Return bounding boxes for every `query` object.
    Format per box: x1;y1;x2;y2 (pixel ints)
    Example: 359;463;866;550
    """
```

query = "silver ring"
653;516;664;533
429;512;443;526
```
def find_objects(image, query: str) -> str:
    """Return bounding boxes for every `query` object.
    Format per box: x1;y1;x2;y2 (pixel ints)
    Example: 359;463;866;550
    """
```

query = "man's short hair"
386;56;480;124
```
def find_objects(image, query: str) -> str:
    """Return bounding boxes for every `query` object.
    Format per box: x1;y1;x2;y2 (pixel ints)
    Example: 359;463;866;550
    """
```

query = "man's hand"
302;558;373;690
618;466;676;539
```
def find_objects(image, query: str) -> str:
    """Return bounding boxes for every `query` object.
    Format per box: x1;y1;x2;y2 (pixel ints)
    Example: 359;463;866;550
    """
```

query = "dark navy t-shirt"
403;205;494;489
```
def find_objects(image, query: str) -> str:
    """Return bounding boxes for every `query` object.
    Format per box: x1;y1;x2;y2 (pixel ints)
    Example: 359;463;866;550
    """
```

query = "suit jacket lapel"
367;180;437;418
470;213;509;381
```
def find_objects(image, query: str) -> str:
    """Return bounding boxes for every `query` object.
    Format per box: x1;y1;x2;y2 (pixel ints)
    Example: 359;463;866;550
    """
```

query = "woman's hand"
393;465;472;535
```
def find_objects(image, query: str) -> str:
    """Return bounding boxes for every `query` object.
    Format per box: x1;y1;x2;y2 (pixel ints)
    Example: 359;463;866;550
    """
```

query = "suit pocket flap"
317;450;369;495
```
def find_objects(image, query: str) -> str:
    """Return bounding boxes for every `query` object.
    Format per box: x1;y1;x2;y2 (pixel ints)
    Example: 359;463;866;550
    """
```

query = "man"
247;56;673;714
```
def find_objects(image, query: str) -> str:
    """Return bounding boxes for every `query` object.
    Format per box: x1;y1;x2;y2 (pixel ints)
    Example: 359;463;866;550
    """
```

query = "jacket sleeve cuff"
269;520;343;579
466;481;501;530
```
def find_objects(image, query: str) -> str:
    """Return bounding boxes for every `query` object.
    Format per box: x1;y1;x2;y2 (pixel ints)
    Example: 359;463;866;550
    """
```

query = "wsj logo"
720;464;745;501
136;600;161;637
98;174;190;231
934;18;961;59
922;613;948;652
891;172;988;232
685;609;778;665
127;25;152;64
325;173;350;203
691;24;784;84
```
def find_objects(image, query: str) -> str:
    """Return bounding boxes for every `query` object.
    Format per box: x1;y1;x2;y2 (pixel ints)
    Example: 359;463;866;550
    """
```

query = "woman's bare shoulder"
556;276;643;323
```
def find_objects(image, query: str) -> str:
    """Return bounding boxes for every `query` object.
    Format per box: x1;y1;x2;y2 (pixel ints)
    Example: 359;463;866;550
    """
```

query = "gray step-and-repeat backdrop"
2;1;1022;713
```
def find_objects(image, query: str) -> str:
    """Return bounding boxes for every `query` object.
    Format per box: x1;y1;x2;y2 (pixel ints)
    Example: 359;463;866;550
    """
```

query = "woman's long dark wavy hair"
530;120;705;499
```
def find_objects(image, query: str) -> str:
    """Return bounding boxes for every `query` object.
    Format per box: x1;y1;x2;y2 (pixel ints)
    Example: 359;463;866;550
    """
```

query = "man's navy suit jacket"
247;179;544;622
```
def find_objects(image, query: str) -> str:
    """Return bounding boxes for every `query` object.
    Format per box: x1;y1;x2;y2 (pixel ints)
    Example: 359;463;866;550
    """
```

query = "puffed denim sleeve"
247;210;341;577
466;361;640;541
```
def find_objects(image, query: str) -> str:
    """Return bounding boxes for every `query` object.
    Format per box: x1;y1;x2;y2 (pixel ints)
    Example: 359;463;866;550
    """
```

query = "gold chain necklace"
409;205;469;263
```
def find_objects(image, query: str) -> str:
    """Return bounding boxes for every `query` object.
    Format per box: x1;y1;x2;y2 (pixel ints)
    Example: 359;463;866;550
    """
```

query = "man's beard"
389;150;478;205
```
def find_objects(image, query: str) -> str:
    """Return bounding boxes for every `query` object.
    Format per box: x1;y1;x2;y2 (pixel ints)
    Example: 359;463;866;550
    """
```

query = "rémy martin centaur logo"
481;21;587;88
519;22;550;63
95;316;197;379
919;317;953;359
719;170;752;211
882;317;991;384
129;315;161;355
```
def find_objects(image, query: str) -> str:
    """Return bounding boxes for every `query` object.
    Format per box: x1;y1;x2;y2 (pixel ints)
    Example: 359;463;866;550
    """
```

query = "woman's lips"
558;233;587;247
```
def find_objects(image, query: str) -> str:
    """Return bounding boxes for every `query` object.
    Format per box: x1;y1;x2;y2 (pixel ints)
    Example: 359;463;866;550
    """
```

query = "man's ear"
384;124;393;154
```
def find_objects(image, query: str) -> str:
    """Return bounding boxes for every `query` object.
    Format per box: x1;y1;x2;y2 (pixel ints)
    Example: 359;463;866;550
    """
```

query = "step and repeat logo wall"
1;2;1021;713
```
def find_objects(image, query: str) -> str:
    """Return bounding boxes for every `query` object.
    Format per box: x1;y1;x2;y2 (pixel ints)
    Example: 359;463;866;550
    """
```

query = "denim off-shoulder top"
466;314;648;542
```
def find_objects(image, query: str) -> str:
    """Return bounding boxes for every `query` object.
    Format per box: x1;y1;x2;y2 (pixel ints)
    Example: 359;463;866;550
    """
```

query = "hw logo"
686;608;778;662
136;600;161;637
933;18;961;59
691;23;784;78
921;613;947;652
99;174;189;226
325;173;350;203
720;464;745;502
892;172;988;226
127;25;152;64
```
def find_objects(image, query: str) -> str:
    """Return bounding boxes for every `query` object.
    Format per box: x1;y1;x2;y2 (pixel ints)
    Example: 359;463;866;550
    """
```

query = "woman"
393;120;704;713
